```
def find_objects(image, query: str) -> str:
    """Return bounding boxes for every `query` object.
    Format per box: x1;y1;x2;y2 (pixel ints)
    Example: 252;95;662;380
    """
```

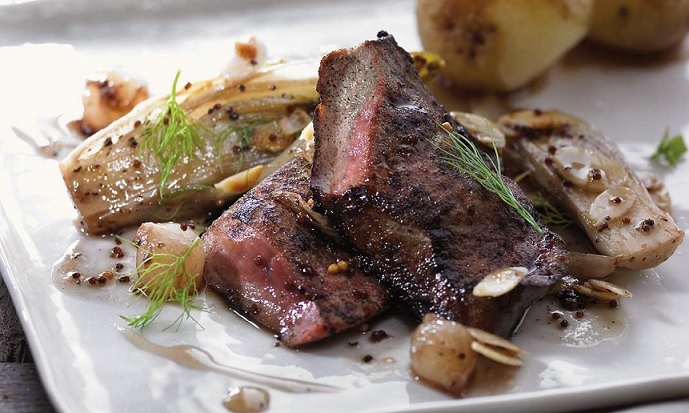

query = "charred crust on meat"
310;34;568;337
202;157;390;347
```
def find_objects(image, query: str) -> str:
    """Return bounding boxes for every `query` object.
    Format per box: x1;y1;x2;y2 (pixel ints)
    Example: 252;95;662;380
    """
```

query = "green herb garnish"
214;124;255;153
531;193;575;230
434;125;544;234
140;70;207;197
122;237;204;331
651;130;686;167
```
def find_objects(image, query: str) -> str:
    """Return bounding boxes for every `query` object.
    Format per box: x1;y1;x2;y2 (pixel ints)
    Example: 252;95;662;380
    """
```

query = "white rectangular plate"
1;1;688;412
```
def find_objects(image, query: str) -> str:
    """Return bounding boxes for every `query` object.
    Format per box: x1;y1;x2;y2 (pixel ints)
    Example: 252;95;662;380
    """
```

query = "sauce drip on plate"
118;326;340;394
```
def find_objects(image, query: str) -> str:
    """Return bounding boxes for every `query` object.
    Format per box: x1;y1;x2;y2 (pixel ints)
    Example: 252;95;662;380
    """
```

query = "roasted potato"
416;0;593;93
588;0;689;52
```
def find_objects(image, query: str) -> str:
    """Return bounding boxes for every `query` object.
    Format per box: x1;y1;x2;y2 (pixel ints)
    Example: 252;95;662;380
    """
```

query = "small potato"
588;0;689;52
134;222;205;298
416;0;593;92
410;313;478;395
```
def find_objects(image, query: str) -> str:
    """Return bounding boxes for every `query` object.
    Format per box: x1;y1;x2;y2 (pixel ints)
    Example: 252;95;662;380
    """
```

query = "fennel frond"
531;193;575;230
139;71;207;197
122;237;204;331
434;124;544;234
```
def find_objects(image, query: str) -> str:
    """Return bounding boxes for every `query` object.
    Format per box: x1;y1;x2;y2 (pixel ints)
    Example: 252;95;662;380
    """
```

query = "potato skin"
416;0;593;92
588;0;689;52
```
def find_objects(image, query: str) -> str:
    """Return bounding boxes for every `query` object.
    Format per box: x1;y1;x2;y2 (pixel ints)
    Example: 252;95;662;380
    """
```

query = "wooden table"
0;276;56;413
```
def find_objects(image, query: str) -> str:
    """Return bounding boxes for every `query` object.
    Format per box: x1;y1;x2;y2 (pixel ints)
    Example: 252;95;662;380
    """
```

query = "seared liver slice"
310;34;568;337
203;157;389;347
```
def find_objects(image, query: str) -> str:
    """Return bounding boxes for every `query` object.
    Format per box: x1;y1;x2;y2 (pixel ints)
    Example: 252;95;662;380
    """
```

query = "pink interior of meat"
280;301;328;345
224;233;302;328
217;231;331;345
331;95;377;194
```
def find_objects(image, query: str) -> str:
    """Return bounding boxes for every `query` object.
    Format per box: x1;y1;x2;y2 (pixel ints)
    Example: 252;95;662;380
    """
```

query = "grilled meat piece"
202;156;389;347
310;34;568;337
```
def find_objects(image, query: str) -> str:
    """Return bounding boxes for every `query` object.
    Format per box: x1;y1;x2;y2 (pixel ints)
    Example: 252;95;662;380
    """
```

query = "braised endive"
60;58;319;234
499;110;684;270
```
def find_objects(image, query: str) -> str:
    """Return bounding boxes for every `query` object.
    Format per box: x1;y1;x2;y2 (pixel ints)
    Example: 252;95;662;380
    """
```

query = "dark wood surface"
0;275;57;413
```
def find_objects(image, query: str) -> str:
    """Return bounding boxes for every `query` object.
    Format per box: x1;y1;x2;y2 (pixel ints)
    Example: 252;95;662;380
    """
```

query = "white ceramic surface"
1;1;688;412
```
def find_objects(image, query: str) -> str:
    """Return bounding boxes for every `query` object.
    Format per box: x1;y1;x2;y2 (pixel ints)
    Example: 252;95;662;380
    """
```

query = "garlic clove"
451;112;506;149
552;146;609;193
472;267;528;297
589;186;637;226
467;327;526;354
470;341;523;367
573;283;619;302
588;279;633;298
214;165;265;195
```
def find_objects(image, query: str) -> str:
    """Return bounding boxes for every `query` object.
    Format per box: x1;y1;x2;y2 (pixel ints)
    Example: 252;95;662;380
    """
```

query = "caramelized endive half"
60;60;320;235
499;110;684;270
